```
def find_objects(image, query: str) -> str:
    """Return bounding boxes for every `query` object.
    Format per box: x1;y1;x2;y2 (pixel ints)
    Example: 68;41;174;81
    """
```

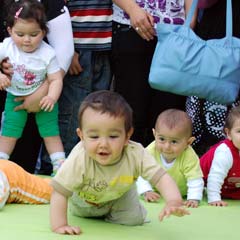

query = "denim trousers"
38;49;112;174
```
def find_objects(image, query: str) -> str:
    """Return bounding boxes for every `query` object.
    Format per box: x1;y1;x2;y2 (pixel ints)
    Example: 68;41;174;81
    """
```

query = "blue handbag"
149;0;240;104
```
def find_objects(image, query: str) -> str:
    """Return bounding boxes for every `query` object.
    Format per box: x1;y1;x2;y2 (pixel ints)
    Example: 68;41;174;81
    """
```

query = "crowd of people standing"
0;0;239;176
1;0;240;236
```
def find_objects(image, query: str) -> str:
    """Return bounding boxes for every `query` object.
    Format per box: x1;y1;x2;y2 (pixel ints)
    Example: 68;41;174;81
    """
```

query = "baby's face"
77;108;131;166
8;18;45;53
154;124;191;162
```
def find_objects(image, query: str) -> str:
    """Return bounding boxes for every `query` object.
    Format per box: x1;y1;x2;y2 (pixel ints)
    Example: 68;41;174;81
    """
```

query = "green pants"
1;93;59;138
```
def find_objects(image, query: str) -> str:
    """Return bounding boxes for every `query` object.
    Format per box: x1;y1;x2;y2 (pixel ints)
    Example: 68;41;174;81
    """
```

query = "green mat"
1;198;239;240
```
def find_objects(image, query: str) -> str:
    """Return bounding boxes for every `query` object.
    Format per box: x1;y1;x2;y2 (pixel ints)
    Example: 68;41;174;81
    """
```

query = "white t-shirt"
0;37;60;96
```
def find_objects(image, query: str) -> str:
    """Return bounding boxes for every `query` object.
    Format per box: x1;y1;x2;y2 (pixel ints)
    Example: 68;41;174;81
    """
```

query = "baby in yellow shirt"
0;160;52;209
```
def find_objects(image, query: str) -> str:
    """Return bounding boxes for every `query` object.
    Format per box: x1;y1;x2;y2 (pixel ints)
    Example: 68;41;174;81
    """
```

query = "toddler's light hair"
155;109;193;137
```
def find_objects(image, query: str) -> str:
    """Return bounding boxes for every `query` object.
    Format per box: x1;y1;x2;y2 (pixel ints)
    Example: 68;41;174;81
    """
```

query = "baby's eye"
17;33;24;37
89;136;99;139
158;137;165;142
109;135;119;139
31;33;39;37
171;140;178;144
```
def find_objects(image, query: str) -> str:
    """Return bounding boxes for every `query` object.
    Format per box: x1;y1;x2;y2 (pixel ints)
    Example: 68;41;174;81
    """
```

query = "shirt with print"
0;37;60;96
113;0;186;27
52;141;165;204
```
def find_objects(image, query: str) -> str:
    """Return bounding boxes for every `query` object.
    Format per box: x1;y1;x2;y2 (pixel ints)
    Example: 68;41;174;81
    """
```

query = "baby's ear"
187;136;195;145
224;128;231;140
152;128;156;137
76;128;83;141
7;27;12;36
126;127;134;140
124;127;134;145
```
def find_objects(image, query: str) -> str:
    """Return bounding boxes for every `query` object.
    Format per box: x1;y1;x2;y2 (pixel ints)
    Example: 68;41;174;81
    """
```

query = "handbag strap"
185;0;233;37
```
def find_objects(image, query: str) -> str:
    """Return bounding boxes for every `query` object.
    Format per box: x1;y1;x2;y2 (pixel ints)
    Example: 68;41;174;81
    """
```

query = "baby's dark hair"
155;109;193;137
224;106;240;131
7;0;48;33
78;90;133;133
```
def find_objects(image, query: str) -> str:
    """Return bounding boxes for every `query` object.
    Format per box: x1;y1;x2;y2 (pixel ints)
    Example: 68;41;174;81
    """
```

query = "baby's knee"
106;206;147;226
123;213;146;226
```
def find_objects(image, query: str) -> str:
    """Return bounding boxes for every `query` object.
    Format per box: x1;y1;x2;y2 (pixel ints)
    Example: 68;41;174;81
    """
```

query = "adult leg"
112;22;157;146
145;90;187;145
186;96;228;156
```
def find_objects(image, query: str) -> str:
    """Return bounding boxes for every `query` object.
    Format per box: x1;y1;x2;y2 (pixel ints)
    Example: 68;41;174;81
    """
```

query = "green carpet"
1;198;238;240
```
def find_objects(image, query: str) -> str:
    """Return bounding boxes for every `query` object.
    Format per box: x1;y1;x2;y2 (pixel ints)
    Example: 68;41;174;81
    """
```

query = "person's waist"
113;21;132;31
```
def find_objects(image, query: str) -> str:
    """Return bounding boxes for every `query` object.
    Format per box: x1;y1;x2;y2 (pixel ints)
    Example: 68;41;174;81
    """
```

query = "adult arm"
14;80;49;112
47;6;74;74
185;0;198;29
113;0;155;41
68;51;83;75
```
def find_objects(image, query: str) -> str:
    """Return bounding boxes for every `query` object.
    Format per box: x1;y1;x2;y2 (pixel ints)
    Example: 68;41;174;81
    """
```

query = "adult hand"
128;5;155;41
0;73;11;90
1;58;13;76
14;80;49;112
68;51;83;75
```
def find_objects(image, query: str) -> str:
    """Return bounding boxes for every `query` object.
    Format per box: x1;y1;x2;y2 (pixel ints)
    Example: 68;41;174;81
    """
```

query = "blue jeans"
38;50;112;175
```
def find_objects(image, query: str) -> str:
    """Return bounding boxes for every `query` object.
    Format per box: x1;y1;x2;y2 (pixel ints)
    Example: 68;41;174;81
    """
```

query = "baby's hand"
159;201;190;221
54;225;81;235
208;200;228;207
184;199;199;208
0;73;11;90
39;95;55;112
144;191;161;202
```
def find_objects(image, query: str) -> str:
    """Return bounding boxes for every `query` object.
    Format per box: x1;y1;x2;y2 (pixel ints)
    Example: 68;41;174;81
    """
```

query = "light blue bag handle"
185;0;232;37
